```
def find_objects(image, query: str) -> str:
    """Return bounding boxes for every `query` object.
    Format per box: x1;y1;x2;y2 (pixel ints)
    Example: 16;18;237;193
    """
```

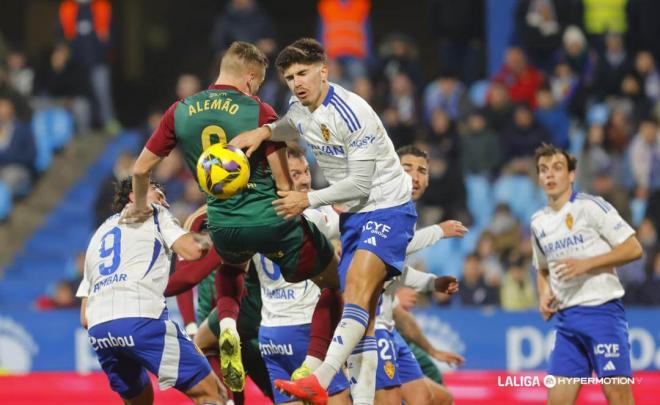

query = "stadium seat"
468;80;489;108
0;181;11;220
493;175;545;225
586;103;609;126
31;108;75;172
465;174;494;228
568;127;586;157
630;198;647;227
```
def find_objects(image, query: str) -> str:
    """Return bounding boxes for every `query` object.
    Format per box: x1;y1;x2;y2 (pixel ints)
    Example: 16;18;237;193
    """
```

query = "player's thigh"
343;249;388;309
425;378;453;405
547;383;582;405
274;215;336;284
88;322;150;400
401;378;434;405
124;383;154;405
601;379;634;405
548;327;593;378
375;386;402;405
327;388;351;405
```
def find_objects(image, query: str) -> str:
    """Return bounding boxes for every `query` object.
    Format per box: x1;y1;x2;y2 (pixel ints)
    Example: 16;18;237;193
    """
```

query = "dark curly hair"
275;38;327;73
112;177;165;213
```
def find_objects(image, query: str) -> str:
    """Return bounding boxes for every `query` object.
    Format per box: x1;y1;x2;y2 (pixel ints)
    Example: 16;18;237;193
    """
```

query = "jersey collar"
569;188;578;202
321;84;335;107
208;84;241;92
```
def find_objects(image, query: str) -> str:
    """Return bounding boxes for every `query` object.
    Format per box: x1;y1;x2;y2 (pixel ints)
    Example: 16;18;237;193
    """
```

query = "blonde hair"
220;41;268;76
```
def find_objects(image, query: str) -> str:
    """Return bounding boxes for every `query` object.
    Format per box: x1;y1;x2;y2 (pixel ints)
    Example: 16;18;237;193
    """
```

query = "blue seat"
586;103;609;126
465;174;494;228
569;128;586;157
31;111;54;172
468;80;489;108
630;198;647;228
0;181;11;220
493;175;545;225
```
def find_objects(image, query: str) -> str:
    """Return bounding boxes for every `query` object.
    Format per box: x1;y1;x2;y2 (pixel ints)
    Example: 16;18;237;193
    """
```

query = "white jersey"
256;207;338;327
76;205;187;328
530;192;635;309
376;266;436;332
277;83;411;213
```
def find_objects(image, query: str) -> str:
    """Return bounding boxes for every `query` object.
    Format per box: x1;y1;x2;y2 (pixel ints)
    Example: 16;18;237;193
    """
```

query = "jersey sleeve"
155;205;188;249
406;225;444;255
145;101;179;157
400;265;436;292
342;100;379;161
531;228;548;271
585;199;636;247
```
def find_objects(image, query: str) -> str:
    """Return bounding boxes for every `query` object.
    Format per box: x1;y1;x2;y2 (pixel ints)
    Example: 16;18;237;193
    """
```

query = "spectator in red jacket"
492;47;544;108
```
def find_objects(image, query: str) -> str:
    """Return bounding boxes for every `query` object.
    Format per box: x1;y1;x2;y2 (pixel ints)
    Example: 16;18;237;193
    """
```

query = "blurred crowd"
15;0;660;308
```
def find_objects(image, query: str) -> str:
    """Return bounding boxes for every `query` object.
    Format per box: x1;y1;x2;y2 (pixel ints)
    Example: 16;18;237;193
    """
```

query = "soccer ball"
196;144;250;200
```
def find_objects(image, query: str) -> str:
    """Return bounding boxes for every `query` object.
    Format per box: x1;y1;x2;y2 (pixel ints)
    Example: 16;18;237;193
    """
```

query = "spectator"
576;123;616;189
558;25;595;83
630;251;660;306
617;72;653;126
460;110;502;176
382;73;420;148
317;0;372;80
352;76;373;105
0;65;32;122
500;260;537;311
457;254;499;306
0;97;36;196
593;32;632;100
634;51;660;103
210;0;275;58
603;105;633;154
590;167;632;224
501;103;551;161
482;81;513;134
627;117;660;199
580;0;628;53
475;230;504;286
549;62;587;118
514;0;562;73
426;108;459;163
492;47;544;108
34;280;78;310
428;0;484;84
6;48;34;97
423;71;468;123
175;73;202;100
34;43;92;134
169;178;206;223
376;33;425;93
488;203;522;254
535;86;570;148
58;0;118;132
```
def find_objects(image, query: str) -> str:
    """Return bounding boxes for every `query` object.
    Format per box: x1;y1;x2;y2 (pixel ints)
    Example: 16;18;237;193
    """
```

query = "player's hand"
119;203;153;224
229;127;271;157
273;190;310;220
555;258;592;281
396;287;418;310
434;276;459;295
438;220;468;238
430;349;465;367
539;291;557;321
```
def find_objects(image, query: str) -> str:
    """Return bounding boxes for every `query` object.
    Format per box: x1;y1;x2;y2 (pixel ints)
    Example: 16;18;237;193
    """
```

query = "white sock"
347;336;377;405
219;318;237;335
304;355;323;371
313;303;369;388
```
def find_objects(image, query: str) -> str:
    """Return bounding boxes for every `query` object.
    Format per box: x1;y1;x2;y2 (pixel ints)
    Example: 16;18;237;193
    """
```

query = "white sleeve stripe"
158;320;180;389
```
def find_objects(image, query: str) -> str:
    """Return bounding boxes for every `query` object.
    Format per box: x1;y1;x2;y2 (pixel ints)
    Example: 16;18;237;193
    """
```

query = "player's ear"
320;63;328;82
128;191;136;204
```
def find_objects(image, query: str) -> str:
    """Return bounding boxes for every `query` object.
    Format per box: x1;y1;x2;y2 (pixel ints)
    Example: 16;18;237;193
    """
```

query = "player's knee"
602;380;633;404
185;372;226;404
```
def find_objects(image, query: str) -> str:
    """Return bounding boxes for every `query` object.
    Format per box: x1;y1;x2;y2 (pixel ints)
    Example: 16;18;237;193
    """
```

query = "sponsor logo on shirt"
542;234;584;254
89;332;135;350
349;134;376;150
93;273;127;293
259;339;294;356
308;143;346;157
261;286;296;300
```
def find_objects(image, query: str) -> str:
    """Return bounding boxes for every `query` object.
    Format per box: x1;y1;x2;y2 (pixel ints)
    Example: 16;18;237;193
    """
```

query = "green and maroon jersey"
146;84;285;227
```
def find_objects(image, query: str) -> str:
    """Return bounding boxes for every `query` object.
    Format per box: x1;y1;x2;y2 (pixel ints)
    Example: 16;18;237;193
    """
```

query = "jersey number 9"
99;227;122;276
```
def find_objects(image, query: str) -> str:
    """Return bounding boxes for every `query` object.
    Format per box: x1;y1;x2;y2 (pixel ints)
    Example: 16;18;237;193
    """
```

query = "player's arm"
125;102;179;222
171;232;213;261
75;254;92;329
80;298;88;329
230;115;300;157
393;305;464;366
406;220;468;255
400;265;459;295
165;247;221;296
531;231;556;320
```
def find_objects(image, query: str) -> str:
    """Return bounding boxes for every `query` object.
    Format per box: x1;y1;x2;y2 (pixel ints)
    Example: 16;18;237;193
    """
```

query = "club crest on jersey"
320;123;331;142
565;213;573;230
384;360;395;379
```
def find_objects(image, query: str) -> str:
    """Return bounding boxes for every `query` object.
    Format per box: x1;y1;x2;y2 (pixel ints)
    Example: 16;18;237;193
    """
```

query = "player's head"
287;144;312;192
219;41;269;95
534;143;577;200
112;177;168;213
397;145;429;202
275;38;328;108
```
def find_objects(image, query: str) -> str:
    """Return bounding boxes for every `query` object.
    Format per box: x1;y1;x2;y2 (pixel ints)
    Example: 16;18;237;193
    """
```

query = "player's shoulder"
330;83;372;112
573;192;613;213
530;207;551;225
324;83;372;132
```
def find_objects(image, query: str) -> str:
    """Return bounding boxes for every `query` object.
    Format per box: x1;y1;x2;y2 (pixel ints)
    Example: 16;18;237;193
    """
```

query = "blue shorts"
375;329;425;390
338;201;417;290
88;310;211;399
259;324;349;404
549;299;632;378
392;329;424;384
